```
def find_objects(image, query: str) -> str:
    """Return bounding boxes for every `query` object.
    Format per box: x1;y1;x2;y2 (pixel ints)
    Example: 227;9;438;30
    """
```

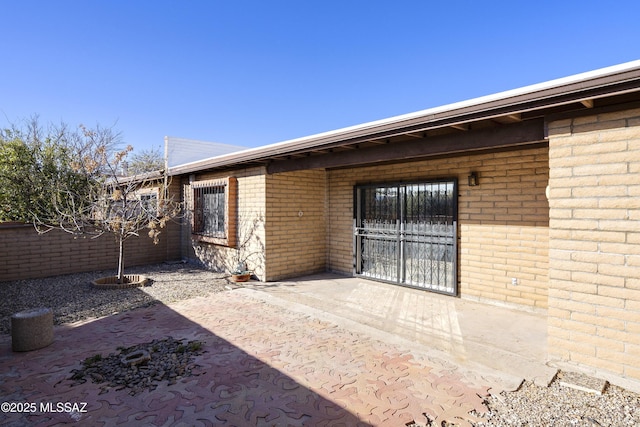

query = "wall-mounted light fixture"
468;172;478;187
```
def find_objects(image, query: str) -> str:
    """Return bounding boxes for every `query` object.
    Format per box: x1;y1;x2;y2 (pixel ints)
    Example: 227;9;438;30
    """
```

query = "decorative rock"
11;307;54;352
70;337;205;395
121;349;150;367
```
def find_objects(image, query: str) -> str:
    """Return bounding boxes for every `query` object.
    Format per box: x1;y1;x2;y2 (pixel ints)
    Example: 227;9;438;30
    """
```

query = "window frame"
136;188;159;217
190;177;237;247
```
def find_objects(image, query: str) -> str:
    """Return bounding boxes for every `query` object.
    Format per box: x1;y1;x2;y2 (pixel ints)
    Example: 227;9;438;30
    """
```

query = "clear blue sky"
1;1;639;154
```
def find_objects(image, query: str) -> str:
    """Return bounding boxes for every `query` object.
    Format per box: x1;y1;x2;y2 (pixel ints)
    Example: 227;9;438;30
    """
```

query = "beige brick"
597;285;640;301
551;259;597;273
562;336;596;357
600;242;640;255
597;326;630;342
594;306;628;326
571;230;626;243
597;108;640;122
599;197;640;209
598;264;640;280
575;119;628;133
572;270;625;287
571;140;628;155
573;163;629;176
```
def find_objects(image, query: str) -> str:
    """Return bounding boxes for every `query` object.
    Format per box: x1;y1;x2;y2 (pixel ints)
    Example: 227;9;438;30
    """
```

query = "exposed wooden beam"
405;132;425;138
581;99;594;108
450;124;469;131
267;119;545;174
493;114;522;124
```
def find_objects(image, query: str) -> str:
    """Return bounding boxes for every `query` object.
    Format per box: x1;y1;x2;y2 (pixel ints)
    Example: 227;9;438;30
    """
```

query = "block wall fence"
0;180;182;282
0;222;181;282
547;108;640;387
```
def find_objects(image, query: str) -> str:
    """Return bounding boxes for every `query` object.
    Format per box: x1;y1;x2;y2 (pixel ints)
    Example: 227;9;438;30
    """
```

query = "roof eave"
169;60;640;176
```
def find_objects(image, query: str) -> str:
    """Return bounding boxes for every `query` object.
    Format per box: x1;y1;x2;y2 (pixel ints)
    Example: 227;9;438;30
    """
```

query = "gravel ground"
475;376;640;426
0;262;230;335
1;264;639;426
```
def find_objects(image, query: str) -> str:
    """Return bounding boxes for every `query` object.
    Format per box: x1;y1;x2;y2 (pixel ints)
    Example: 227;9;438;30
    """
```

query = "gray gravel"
0;262;230;335
1;264;639;426
476;376;640;427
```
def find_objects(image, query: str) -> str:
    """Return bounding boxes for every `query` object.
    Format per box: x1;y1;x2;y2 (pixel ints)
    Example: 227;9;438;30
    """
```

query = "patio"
246;274;555;388
0;274;555;426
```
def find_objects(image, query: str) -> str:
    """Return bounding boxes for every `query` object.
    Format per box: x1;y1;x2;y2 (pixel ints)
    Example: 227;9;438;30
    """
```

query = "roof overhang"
169;60;640;176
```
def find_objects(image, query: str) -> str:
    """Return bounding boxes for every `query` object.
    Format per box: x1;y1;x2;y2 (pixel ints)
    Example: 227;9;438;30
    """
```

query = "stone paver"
0;289;501;426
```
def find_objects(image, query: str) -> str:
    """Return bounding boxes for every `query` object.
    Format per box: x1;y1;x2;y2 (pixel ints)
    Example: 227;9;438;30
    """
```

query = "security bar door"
354;180;457;295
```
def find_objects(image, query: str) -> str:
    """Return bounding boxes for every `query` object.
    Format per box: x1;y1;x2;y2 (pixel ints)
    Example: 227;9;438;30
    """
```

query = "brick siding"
182;167;267;280
548;108;640;384
327;146;550;310
265;169;327;280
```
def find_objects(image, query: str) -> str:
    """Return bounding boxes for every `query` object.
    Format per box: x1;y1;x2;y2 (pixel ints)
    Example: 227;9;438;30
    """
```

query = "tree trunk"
117;237;125;284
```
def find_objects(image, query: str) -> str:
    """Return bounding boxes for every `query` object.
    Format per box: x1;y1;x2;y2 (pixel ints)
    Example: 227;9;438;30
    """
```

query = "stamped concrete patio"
0;274;555;426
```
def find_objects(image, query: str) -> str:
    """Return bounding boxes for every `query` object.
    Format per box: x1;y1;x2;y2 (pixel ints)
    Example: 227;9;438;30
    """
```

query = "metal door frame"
353;178;458;296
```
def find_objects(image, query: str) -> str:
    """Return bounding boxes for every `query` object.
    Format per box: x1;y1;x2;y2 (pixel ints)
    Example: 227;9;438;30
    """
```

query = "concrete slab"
558;371;608;395
244;273;557;389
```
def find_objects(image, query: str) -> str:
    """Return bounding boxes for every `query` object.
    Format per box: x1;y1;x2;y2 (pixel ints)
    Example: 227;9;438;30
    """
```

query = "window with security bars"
193;185;226;237
190;177;237;246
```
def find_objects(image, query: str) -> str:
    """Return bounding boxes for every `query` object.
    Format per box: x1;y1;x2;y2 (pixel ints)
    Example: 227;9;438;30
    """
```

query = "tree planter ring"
92;275;149;289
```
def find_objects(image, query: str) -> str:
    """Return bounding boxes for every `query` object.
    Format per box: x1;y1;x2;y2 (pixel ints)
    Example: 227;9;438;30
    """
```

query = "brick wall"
183;168;327;281
0;221;180;282
182;167;267;280
548;108;640;385
265;169;327;280
327;146;549;310
0;180;183;282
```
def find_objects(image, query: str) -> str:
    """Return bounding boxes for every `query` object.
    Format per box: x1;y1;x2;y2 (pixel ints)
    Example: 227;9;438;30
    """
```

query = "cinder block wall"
0;221;180;282
327;146;549;310
181;167;267;279
264;169;327;280
0;180;183;282
548;108;640;386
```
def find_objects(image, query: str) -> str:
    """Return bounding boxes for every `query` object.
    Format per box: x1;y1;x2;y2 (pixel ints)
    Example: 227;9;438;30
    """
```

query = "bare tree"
127;147;165;175
30;124;181;283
